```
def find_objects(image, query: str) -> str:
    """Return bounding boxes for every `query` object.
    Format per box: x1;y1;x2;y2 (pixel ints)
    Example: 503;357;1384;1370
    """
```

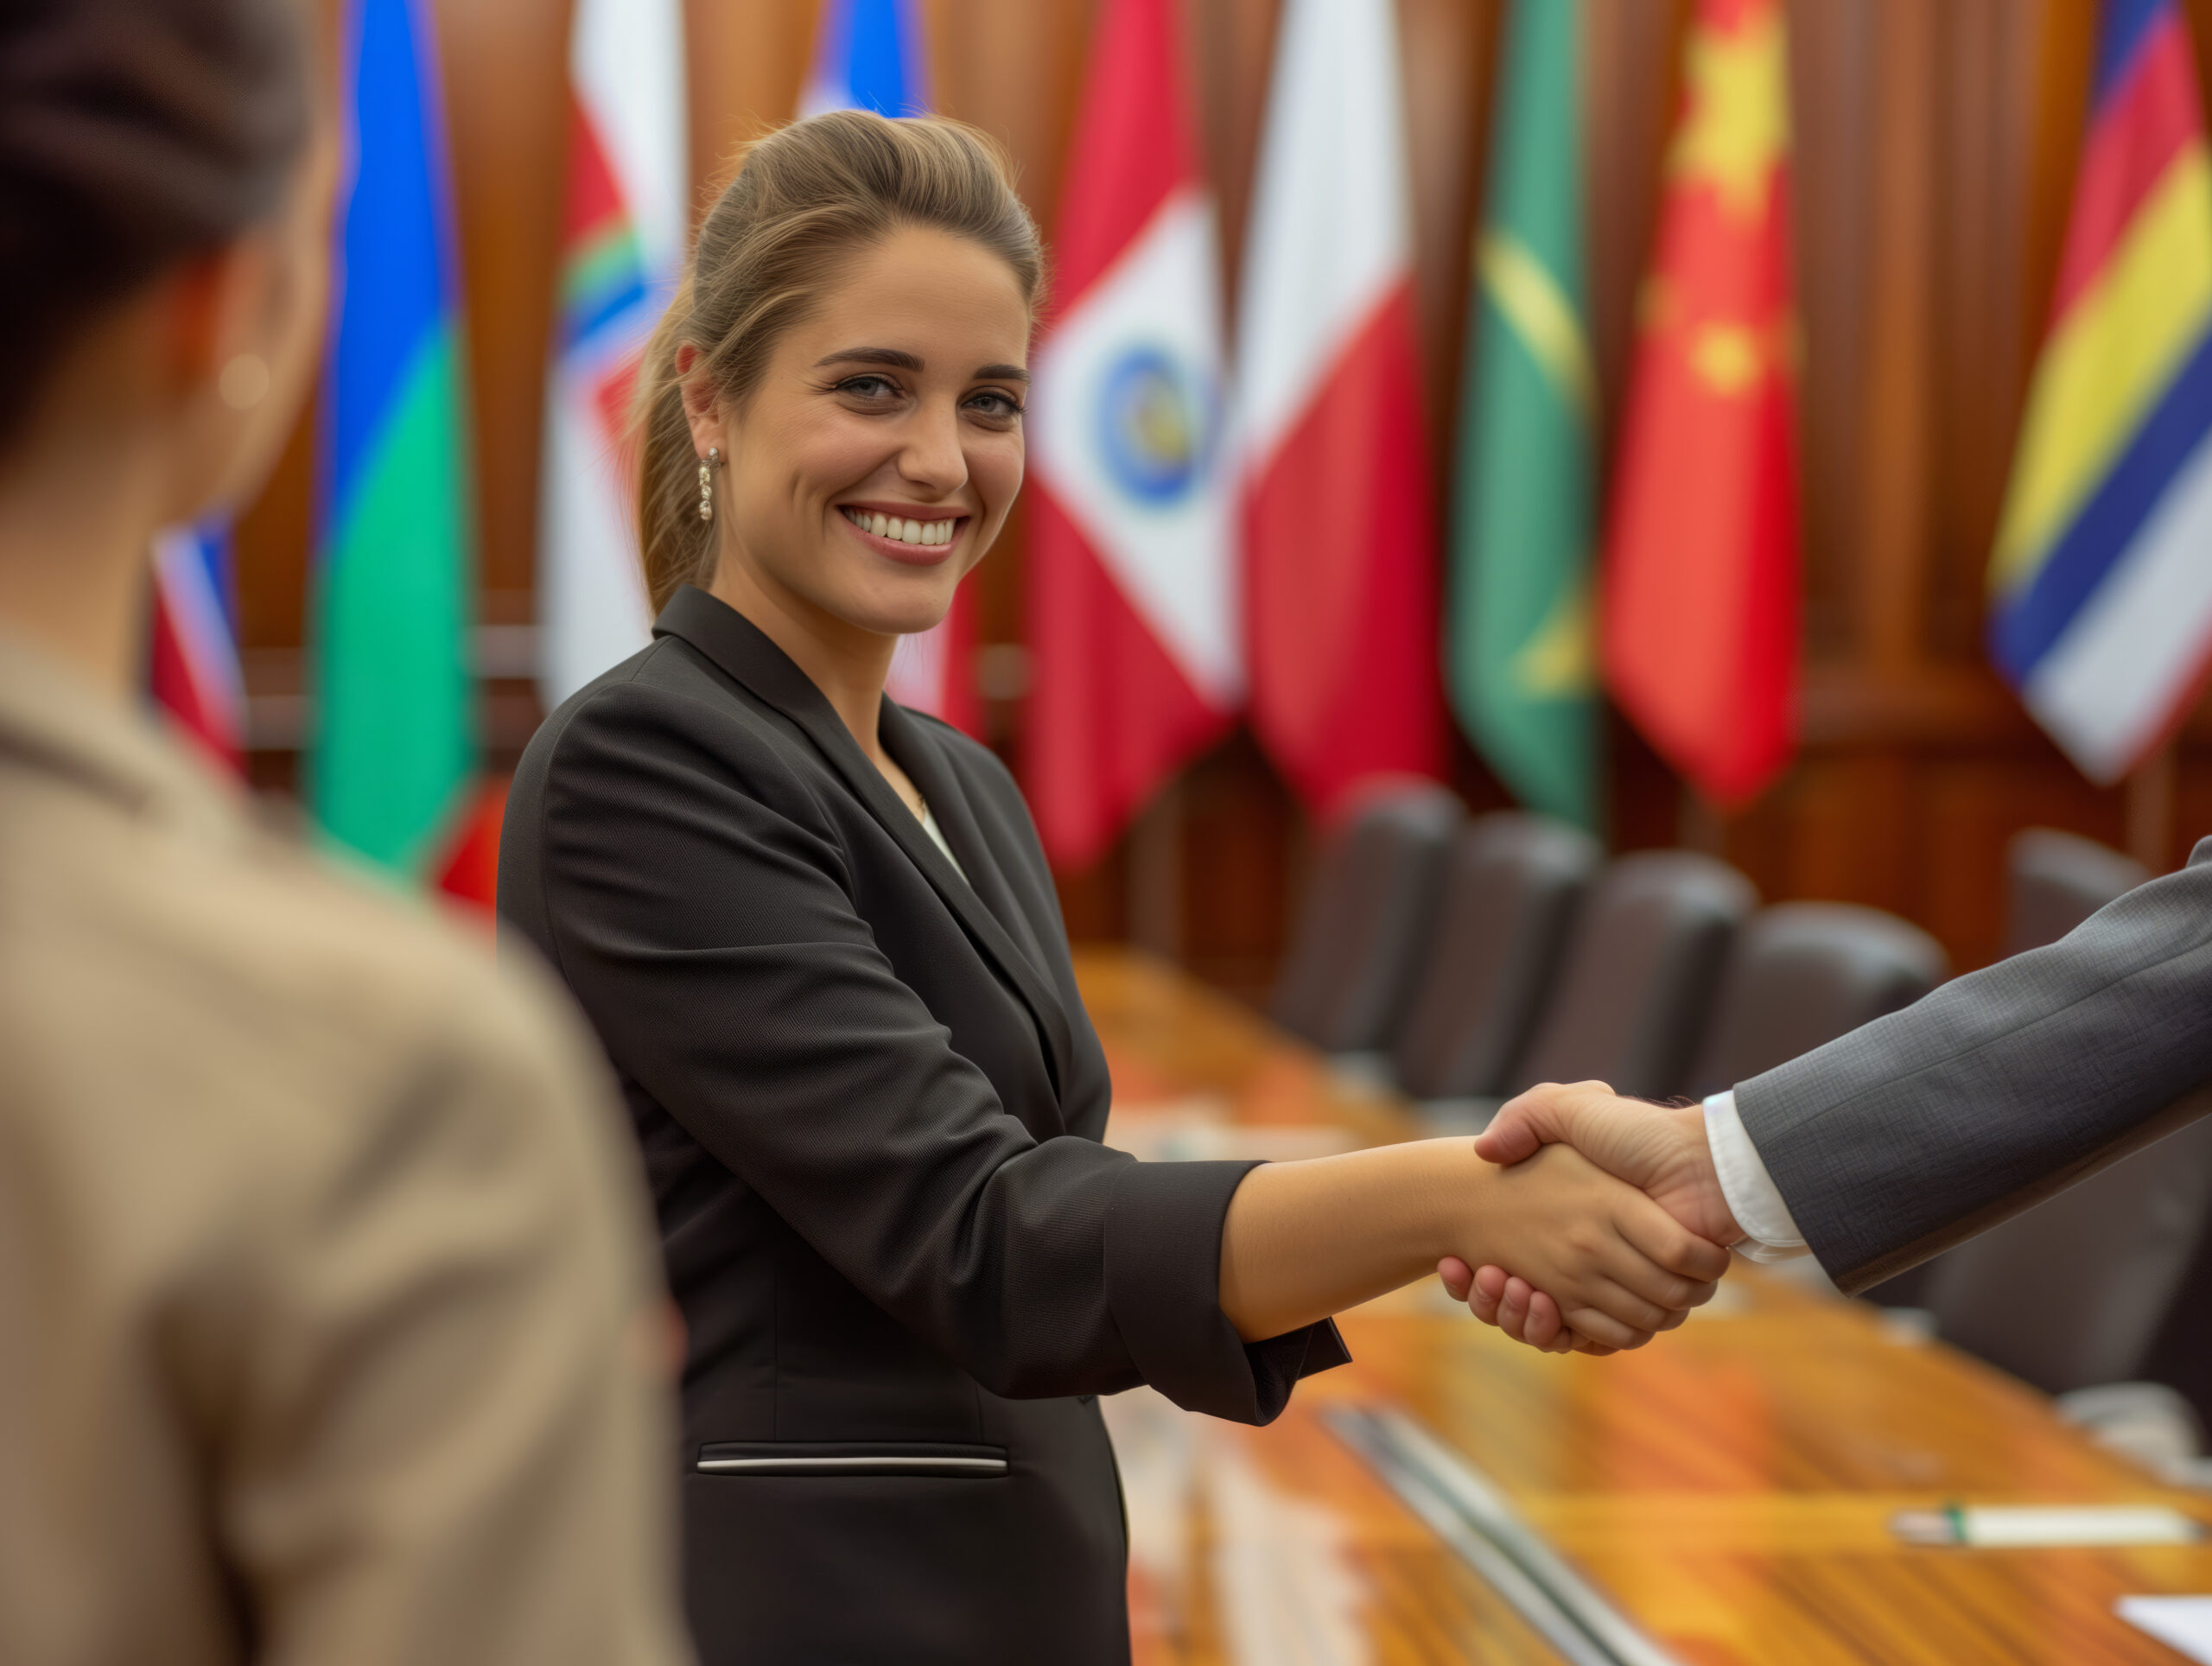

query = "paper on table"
2119;1596;2212;1663
1891;1505;2202;1547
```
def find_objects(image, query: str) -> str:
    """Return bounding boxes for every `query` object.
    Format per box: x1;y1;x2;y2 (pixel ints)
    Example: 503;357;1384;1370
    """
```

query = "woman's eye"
967;390;1024;420
838;375;899;399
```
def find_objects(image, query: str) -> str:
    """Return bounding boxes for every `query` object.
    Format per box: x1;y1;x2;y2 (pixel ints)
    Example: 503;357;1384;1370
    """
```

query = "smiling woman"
496;109;1730;1666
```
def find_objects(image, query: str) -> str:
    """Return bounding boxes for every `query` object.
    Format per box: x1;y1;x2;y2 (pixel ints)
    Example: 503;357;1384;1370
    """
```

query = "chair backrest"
1688;903;1949;1096
1391;813;1603;1099
1268;783;1463;1052
2005;828;2149;957
1506;850;1757;1100
1926;1104;2212;1394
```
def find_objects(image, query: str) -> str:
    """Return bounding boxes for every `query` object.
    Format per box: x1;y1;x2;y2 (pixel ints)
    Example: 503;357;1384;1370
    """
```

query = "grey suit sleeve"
1736;836;2212;1293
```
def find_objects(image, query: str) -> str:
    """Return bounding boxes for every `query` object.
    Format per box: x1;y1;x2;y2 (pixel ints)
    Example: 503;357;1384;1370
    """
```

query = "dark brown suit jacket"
499;586;1345;1664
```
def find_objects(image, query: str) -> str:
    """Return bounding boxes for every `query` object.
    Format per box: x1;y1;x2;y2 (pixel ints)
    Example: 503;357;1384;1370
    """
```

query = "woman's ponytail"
635;270;715;611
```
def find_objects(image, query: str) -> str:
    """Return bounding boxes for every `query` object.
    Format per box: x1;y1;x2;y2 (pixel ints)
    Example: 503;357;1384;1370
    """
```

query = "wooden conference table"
1075;946;2212;1665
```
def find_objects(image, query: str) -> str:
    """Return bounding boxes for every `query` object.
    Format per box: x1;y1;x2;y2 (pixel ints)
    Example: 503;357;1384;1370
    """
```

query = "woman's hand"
1445;1142;1727;1351
1216;1136;1728;1346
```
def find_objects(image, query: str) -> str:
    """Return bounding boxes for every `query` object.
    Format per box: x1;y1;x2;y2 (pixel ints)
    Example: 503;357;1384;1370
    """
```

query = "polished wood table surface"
1076;946;2212;1666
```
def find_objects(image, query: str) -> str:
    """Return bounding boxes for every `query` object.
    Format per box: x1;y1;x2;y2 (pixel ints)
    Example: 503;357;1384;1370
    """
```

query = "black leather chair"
1688;903;1948;1097
1391;813;1602;1102
1503;851;1758;1101
1268;783;1462;1053
2004;828;2149;957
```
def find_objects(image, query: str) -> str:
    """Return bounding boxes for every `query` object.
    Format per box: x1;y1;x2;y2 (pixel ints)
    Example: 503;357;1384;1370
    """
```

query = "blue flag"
801;0;930;117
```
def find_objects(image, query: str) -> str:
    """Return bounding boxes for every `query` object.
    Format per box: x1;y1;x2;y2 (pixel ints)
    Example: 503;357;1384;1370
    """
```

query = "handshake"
1443;1080;1746;1356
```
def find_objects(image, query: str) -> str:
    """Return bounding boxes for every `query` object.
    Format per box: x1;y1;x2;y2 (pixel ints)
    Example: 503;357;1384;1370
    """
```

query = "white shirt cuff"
1703;1090;1809;1262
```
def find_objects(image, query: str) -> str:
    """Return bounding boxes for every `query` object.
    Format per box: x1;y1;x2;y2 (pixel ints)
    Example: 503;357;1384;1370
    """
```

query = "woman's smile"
836;501;967;565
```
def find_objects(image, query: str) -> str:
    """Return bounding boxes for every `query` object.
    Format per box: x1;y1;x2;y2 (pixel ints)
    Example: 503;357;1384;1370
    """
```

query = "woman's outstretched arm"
1218;1136;1731;1350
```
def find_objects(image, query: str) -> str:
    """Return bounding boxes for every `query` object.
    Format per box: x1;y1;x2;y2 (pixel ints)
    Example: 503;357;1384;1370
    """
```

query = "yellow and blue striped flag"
1992;0;2212;781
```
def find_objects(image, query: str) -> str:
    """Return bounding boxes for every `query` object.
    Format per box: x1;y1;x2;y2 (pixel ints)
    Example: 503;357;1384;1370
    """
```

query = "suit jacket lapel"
879;700;1065;982
654;588;1076;1093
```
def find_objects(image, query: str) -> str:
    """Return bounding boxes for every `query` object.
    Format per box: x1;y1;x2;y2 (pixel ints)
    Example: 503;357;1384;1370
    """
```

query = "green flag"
1448;0;1599;828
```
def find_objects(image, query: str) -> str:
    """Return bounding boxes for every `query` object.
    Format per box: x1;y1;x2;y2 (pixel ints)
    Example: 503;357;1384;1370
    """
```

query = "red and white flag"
537;0;687;709
1236;0;1444;816
1026;0;1236;868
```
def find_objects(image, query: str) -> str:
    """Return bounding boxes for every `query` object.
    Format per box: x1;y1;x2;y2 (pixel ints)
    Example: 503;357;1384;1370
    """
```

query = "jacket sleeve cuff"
1103;1158;1351;1425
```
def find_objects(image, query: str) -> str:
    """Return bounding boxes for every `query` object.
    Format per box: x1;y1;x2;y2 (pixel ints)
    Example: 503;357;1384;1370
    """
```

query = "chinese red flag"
1602;0;1799;805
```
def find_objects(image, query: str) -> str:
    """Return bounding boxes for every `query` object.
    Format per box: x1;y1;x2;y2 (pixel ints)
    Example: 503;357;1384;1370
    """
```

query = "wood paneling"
231;0;2210;995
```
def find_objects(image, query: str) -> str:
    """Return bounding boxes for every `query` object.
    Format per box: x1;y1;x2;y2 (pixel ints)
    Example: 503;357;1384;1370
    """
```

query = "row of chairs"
1268;783;1948;1120
1272;792;2212;1468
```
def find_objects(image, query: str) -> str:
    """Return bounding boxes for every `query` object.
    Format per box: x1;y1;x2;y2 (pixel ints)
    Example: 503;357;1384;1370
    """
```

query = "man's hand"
1439;1081;1745;1352
1446;1140;1729;1351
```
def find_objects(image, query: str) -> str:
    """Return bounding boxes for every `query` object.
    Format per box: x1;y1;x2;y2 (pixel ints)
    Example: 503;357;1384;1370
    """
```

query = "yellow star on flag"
1670;6;1789;222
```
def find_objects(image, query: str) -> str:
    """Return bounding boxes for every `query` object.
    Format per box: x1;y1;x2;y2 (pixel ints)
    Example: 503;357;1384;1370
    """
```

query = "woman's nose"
898;405;969;493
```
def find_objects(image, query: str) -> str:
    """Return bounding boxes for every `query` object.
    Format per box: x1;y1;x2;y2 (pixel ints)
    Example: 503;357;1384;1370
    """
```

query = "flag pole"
2126;743;2177;872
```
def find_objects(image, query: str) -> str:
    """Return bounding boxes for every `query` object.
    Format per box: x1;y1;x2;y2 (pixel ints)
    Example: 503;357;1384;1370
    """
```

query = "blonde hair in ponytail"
635;111;1045;614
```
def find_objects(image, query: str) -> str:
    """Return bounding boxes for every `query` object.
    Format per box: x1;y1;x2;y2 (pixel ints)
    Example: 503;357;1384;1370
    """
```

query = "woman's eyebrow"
814;347;1028;383
816;347;924;371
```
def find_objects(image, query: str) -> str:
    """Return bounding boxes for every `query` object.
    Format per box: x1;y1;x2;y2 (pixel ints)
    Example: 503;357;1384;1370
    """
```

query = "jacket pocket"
695;1440;1008;1478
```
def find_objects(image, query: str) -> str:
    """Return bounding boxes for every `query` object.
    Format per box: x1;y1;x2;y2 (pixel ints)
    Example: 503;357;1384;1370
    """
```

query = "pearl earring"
698;447;721;523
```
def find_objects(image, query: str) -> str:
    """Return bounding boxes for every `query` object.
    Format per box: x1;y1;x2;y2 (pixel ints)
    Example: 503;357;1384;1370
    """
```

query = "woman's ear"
675;344;724;461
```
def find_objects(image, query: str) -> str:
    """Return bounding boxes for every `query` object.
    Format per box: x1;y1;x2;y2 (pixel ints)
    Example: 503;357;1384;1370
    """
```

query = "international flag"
1025;0;1236;868
538;0;687;709
312;0;479;886
1236;0;1444;816
1601;0;1799;807
1990;0;2212;782
1448;0;1599;830
800;0;928;119
802;0;979;735
149;522;245;773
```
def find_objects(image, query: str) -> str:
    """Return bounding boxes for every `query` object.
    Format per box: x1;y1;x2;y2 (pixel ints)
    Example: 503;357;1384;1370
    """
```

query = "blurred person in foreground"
499;109;1732;1665
1442;839;2212;1352
0;3;689;1663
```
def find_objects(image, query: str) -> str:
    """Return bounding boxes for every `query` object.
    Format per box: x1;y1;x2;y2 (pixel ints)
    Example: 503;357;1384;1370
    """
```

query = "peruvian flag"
1025;0;1237;868
1601;0;1799;804
537;0;687;709
1236;0;1444;815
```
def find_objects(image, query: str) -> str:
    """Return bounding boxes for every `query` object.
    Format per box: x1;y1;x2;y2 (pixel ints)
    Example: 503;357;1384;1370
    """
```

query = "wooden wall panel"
227;0;2209;1000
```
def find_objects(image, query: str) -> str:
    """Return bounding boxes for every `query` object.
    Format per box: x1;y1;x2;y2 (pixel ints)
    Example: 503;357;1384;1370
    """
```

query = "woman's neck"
0;418;164;703
708;555;900;766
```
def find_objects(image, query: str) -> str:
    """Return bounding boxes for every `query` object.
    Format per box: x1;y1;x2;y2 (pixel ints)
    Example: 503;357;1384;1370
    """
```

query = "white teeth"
842;509;957;546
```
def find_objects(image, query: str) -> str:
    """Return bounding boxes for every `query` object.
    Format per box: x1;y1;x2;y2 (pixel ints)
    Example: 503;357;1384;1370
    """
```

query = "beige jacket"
0;638;692;1666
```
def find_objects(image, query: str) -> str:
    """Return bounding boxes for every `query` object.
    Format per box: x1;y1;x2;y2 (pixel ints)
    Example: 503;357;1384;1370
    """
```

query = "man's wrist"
1652;1100;1739;1244
1700;1091;1807;1257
